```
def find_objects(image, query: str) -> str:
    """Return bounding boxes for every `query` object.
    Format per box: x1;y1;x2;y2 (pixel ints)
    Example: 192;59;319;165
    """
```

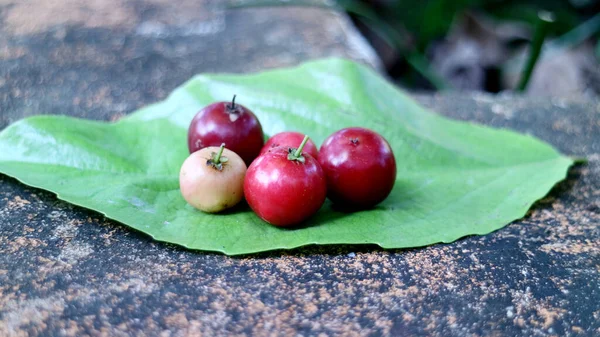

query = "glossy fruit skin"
179;147;247;213
187;101;264;166
259;131;319;159
319;127;396;208
244;147;327;227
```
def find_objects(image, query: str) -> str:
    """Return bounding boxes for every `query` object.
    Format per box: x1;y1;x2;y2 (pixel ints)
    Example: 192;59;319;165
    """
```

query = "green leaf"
0;58;573;255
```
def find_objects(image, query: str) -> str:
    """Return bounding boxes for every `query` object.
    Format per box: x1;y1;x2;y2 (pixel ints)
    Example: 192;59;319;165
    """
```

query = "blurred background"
234;0;600;97
1;0;598;119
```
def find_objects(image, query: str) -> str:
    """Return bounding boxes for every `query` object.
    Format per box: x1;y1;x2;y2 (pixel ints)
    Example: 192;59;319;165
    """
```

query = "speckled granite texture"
1;1;599;336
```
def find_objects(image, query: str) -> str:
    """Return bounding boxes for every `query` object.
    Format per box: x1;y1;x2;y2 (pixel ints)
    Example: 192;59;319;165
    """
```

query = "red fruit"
319;127;396;208
188;95;264;166
259;131;319;159
244;136;327;227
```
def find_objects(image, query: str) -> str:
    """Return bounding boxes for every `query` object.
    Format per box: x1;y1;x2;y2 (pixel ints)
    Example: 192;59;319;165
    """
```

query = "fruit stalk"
214;143;226;163
294;135;310;157
230;95;237;110
208;143;228;171
288;135;310;163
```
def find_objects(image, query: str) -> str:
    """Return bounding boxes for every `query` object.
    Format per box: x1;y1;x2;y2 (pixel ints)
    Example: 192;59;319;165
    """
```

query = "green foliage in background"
230;0;597;91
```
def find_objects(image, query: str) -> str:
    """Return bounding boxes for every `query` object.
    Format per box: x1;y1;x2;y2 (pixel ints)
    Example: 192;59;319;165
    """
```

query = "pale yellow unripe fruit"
179;145;246;213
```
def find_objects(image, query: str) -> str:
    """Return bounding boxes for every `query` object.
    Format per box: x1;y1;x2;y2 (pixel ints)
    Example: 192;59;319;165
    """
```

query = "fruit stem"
214;143;226;163
231;95;237;109
207;143;229;171
294;135;310;157
288;135;309;163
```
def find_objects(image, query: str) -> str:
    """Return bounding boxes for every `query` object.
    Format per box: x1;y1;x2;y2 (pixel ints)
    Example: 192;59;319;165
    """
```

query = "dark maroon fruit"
188;95;264;166
319;127;396;208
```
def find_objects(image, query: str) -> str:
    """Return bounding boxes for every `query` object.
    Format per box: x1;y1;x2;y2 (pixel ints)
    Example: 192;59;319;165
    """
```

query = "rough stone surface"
1;1;599;337
0;0;380;130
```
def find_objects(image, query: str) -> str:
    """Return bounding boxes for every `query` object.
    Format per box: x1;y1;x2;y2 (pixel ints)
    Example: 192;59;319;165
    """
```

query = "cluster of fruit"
179;96;396;227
